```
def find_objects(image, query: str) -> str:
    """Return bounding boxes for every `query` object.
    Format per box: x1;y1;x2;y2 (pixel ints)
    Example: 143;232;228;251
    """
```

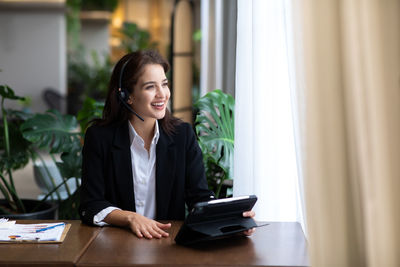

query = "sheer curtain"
235;0;400;266
288;1;400;266
200;0;237;96
234;0;305;228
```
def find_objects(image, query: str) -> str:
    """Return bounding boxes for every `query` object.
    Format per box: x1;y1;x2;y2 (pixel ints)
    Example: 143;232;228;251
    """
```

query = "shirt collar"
128;120;160;145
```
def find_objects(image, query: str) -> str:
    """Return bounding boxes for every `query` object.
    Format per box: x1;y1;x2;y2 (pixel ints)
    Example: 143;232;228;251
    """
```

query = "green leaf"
57;146;82;179
0;117;31;173
68;50;113;101
193;29;202;42
77;97;104;132
0;85;25;101
119;22;158;53
195;90;235;180
20;110;81;154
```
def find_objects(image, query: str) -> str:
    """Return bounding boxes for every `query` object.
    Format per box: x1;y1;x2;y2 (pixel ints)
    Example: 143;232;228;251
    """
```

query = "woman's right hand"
127;212;171;239
104;210;171;239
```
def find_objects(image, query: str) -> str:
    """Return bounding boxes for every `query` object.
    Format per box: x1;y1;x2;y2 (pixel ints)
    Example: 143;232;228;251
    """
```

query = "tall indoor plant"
0;85;87;218
0;85;30;214
194;89;235;198
21;109;82;219
21;97;104;219
0;85;61;218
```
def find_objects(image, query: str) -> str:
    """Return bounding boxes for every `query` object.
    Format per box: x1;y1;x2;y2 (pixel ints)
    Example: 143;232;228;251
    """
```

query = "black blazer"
79;121;214;225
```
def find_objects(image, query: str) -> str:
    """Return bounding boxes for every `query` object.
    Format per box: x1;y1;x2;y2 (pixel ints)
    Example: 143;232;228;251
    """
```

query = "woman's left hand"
242;210;256;236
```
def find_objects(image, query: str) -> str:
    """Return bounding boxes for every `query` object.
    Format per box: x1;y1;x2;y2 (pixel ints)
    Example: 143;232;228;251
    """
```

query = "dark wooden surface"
77;221;309;267
0;220;101;267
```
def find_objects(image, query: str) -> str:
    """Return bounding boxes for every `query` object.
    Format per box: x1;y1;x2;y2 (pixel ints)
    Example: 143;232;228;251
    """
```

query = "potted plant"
21;109;82;219
118;22;158;53
0;85;100;219
57;96;104;219
194;90;235;198
67;49;113;115
0;85;58;218
22;96;104;220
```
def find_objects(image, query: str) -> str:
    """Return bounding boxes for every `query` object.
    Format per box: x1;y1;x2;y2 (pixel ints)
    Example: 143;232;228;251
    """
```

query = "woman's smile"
151;101;165;110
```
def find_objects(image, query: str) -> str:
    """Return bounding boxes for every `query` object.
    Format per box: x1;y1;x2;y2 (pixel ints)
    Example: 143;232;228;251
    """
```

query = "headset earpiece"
118;87;129;102
116;58;144;122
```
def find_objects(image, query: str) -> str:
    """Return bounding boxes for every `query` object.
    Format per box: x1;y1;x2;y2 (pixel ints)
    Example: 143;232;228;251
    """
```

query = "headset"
117;58;145;121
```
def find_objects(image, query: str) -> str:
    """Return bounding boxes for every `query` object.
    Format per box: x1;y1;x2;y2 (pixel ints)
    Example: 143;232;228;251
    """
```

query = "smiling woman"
79;50;255;239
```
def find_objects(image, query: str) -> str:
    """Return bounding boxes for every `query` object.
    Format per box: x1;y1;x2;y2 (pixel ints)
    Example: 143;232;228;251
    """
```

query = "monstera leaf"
20;110;81;154
0;85;29;213
57;143;82;180
77;97;104;132
0;121;31;173
195;90;235;181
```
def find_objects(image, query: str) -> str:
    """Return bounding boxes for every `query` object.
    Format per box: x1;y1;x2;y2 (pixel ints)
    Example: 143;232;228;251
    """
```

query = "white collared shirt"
93;121;159;226
128;120;159;219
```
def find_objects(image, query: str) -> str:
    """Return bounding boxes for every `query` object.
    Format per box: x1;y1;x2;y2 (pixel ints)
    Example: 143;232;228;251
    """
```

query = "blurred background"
0;0;238;199
0;0;235;123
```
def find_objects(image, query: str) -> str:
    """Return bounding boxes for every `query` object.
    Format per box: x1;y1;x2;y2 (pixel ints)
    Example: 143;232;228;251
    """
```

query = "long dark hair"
95;50;180;135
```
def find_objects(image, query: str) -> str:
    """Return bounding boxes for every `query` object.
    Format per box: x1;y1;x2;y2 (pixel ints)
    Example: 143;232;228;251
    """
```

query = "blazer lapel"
156;125;176;218
111;122;135;211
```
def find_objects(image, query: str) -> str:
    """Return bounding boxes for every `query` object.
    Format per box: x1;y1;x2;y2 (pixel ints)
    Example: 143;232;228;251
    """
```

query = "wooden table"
0;221;308;266
77;222;309;267
0;220;100;267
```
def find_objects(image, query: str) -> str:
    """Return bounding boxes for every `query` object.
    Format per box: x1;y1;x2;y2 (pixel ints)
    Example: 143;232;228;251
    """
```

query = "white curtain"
288;0;400;266
234;0;305;228
235;0;400;265
200;0;237;96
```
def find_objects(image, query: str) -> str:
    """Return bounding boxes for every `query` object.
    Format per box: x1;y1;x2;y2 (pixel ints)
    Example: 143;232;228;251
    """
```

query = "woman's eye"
162;83;169;87
145;85;154;90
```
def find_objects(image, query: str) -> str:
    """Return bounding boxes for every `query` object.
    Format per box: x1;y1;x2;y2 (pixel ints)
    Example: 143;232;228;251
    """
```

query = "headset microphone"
117;88;144;121
117;59;144;122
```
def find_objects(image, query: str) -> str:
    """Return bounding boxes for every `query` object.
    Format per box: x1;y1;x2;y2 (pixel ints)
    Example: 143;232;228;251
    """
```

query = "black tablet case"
175;195;258;245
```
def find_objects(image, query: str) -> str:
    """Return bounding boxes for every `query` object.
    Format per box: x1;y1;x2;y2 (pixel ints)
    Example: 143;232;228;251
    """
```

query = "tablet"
187;195;258;223
175;195;258;245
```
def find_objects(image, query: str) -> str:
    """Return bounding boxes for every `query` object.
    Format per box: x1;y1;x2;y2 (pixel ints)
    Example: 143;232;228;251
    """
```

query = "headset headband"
119;58;131;92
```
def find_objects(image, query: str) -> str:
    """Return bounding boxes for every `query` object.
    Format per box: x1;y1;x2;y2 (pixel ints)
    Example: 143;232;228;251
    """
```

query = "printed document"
0;222;66;242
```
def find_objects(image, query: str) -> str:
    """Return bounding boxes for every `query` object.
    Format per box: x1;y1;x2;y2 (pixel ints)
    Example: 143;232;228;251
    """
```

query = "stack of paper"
0;218;16;230
0;220;66;242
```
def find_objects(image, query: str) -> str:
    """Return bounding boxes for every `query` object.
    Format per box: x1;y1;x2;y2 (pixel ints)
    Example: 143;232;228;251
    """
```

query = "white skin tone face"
127;64;170;143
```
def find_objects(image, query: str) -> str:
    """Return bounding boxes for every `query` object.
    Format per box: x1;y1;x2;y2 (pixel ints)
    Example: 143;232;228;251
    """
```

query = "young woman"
79;50;255;239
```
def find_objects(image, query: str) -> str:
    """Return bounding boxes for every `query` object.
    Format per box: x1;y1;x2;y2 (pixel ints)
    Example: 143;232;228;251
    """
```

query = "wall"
80;11;111;65
0;1;66;113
